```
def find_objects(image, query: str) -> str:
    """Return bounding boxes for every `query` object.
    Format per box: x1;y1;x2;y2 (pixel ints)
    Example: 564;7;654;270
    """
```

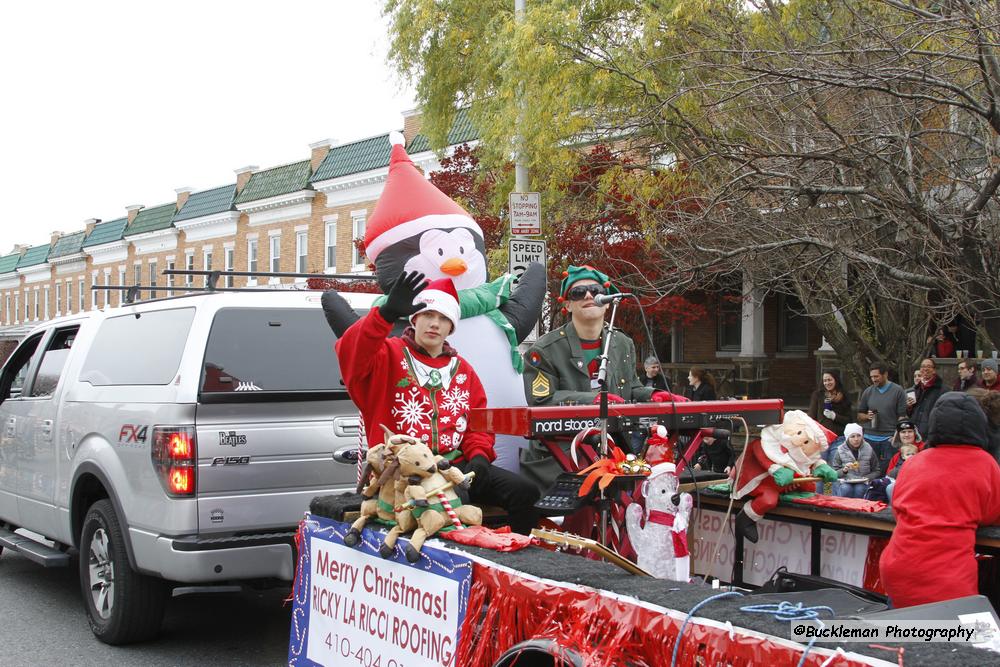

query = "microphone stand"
595;298;622;547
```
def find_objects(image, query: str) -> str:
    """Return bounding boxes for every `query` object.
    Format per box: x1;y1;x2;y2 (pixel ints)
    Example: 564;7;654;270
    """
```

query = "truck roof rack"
92;270;378;304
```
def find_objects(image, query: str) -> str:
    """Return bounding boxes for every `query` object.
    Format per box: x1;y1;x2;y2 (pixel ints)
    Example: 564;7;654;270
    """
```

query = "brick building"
0;109;821;404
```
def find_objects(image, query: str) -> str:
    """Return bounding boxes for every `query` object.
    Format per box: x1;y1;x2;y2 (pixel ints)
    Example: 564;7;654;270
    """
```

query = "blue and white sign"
288;515;473;667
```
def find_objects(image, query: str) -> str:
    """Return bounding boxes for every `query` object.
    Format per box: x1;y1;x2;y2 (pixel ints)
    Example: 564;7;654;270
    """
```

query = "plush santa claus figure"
731;410;838;543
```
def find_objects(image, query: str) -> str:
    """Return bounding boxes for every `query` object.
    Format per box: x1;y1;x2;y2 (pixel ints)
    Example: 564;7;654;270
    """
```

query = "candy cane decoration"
356;413;368;487
436;492;463;530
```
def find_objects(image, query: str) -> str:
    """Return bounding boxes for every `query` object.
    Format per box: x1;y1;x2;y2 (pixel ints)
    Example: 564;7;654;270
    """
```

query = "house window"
352;213;366;270
203;249;213;286
44;289;49;319
717;291;742;352
167;260;176;295
224;247;234;288
55;283;62;316
149;261;158;298
24;291;29;320
14;292;20;323
4;294;9;324
79;278;85;312
133;264;142;301
66;281;72;314
33;290;39;320
296;231;308;273
107;270;114;307
270;235;281;273
778;294;809;352
248;239;258;272
185;252;195;289
325;221;337;271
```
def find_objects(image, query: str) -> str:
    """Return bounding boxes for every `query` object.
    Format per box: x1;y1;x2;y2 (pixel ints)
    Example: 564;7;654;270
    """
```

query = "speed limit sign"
508;238;546;281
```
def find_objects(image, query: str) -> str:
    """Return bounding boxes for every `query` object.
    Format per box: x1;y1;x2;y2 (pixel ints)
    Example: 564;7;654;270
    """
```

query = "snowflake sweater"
336;308;495;464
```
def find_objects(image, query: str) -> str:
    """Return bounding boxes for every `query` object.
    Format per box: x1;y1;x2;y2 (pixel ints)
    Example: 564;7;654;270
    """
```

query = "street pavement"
2;548;292;666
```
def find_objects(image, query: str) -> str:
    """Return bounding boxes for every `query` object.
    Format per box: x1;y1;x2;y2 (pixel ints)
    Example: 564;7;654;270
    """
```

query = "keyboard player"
519;264;685;493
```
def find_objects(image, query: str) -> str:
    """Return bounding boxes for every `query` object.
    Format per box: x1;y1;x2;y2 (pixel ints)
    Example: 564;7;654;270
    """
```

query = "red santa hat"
410;278;461;332
365;132;483;263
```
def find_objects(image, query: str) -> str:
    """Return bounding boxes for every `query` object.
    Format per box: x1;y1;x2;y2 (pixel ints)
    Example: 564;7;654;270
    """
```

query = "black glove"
467;455;491;493
379;270;428;323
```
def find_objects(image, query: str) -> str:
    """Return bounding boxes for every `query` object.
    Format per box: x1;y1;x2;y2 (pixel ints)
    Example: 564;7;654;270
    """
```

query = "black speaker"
755;566;889;607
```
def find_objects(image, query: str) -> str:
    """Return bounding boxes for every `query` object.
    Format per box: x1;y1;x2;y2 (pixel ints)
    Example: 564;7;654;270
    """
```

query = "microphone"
593;292;633;306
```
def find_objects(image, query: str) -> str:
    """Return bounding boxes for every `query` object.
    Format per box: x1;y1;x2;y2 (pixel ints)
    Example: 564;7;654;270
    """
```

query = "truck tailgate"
195;401;360;534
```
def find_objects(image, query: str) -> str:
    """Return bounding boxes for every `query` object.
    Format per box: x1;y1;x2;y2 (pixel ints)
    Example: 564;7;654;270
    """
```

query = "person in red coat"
731;410;839;543
332;270;540;533
880;392;1000;608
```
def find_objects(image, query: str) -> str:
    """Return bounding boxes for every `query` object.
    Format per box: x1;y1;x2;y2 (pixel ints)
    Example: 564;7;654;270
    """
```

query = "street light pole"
514;0;529;193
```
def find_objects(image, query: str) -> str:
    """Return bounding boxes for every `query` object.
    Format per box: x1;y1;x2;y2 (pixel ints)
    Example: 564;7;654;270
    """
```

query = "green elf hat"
557;264;618;314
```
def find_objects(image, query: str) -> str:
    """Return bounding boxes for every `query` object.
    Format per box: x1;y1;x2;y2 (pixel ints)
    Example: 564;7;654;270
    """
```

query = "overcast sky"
0;1;414;254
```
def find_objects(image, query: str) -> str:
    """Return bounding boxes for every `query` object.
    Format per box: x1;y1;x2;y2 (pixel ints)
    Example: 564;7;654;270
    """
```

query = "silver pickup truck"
0;289;375;644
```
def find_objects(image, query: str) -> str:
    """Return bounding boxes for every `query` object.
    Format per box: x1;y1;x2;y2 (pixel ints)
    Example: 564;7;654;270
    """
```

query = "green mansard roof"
125;202;178;237
234;160;312;205
16;244;50;269
173;184;236;222
49;231;86;259
310;134;394;182
406;108;478;153
83;217;128;247
0;253;21;274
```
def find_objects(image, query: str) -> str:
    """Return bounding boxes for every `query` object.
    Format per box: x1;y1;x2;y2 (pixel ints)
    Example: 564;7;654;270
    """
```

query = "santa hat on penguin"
365;132;488;293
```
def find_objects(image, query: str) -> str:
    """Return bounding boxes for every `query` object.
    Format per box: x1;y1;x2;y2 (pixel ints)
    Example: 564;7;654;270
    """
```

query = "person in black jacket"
808;371;852;438
908;358;944;438
692;424;736;474
685;366;717;401
641;356;670;391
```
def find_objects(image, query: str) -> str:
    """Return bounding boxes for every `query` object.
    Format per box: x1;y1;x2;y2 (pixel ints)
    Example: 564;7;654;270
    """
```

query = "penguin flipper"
499;261;546;343
321;290;361;338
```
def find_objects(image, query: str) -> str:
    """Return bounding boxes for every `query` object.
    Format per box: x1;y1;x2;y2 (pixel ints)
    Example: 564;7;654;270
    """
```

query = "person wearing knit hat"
334;270;540;535
982;358;1000;391
829;422;881;498
519;264;687;493
881;392;1000;608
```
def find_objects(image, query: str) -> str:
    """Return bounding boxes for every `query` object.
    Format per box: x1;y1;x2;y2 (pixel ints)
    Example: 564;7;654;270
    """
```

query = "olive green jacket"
522;321;655;406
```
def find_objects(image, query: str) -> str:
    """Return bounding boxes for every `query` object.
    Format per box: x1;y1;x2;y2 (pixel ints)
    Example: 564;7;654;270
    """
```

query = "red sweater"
880;445;1000;607
335;309;495;464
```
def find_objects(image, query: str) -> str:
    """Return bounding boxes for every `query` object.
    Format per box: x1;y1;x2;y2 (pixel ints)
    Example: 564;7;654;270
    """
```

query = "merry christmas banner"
289;516;473;667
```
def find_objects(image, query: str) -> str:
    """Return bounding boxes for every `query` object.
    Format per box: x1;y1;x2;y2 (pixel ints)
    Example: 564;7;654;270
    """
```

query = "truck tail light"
152;426;197;497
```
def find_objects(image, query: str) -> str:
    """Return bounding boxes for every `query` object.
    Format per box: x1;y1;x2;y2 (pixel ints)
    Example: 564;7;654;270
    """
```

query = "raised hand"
379;270;429;322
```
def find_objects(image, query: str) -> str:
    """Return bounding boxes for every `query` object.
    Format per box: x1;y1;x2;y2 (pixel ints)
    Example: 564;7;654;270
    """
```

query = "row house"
0;108;822;403
0;110;474;357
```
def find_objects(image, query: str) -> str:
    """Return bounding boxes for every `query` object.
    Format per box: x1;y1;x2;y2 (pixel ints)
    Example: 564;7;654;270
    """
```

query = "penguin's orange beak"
439;257;467;276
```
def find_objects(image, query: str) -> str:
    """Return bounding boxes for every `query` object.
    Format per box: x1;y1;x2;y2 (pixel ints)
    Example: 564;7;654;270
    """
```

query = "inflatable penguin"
321;132;546;471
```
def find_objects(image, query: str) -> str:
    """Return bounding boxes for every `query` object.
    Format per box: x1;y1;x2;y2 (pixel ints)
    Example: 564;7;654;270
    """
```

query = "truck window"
201;308;357;397
30;326;80;397
79;308;196;386
0;333;44;401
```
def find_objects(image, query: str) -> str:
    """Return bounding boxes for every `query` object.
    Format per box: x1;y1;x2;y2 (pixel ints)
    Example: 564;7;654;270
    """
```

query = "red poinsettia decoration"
576;446;651;497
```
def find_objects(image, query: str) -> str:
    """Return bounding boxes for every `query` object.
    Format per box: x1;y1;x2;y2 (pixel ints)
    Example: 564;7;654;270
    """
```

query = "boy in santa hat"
334;270;540;534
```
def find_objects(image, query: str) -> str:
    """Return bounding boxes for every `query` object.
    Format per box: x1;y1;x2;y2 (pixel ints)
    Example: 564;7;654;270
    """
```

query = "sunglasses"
566;284;606;301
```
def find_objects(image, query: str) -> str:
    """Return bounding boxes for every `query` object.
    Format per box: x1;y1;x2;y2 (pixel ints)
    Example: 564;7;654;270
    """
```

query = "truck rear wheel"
79;499;168;644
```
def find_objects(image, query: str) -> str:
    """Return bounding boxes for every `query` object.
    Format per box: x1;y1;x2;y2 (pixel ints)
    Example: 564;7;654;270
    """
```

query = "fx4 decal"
118;424;149;445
